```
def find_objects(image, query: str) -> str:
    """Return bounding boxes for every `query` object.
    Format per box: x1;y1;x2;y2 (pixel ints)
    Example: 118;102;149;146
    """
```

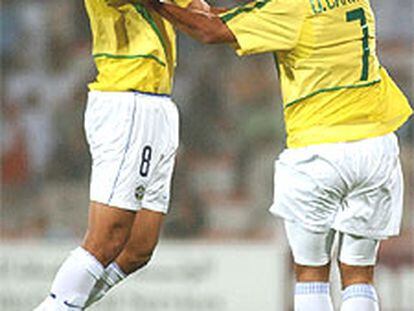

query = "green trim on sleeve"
93;53;166;67
220;0;271;23
285;79;381;108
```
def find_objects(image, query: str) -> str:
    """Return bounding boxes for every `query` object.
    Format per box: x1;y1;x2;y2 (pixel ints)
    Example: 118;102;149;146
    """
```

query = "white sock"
35;247;104;310
294;282;334;311
85;262;126;307
341;284;379;311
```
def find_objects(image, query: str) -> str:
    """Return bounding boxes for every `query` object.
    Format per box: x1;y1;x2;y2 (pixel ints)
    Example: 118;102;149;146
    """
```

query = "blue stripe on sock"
295;282;330;295
342;284;378;302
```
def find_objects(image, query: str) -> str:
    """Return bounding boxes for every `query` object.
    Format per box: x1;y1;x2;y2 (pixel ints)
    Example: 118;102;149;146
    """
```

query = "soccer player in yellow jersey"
34;0;210;310
147;0;413;310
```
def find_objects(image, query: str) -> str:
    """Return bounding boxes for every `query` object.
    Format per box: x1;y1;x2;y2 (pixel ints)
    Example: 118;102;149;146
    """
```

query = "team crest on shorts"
135;185;146;200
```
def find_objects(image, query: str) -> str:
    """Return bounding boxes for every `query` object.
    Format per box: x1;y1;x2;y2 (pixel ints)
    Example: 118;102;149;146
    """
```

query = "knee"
122;250;153;273
119;241;158;274
339;262;374;289
83;224;131;266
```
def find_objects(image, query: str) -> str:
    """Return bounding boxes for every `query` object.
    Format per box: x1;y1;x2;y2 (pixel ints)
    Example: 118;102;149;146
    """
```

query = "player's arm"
186;0;209;11
151;0;305;57
105;0;226;13
188;1;228;14
106;0;231;43
150;0;236;44
187;0;228;14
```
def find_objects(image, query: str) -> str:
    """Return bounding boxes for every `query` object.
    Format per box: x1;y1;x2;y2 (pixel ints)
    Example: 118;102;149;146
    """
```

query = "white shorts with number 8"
84;91;179;214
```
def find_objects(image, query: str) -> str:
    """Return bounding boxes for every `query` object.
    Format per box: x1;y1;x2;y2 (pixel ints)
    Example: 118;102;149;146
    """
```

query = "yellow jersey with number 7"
221;0;412;148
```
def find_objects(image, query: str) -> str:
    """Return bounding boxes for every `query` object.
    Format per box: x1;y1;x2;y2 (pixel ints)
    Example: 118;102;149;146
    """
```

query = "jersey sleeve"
219;0;305;56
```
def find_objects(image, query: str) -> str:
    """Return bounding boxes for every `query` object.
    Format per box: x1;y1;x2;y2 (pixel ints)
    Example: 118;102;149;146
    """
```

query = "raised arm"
187;0;229;14
105;0;234;44
149;0;236;44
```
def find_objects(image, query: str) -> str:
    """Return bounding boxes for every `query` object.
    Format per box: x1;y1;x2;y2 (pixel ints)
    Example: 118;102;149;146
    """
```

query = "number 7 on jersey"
346;8;370;81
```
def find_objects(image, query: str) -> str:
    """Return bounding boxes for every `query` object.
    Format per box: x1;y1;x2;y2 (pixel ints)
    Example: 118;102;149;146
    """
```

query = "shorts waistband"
88;90;173;103
130;90;171;98
284;132;398;157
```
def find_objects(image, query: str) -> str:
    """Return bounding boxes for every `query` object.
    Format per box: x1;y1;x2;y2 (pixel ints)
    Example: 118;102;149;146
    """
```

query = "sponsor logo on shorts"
135;185;146;200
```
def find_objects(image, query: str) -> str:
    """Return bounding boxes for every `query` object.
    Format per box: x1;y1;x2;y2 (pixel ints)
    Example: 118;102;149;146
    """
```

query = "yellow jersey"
220;0;413;148
84;0;191;94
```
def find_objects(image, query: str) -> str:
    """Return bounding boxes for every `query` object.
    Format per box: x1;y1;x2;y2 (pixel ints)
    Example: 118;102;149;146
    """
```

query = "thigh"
85;92;179;214
136;97;179;214
85;91;139;211
284;220;336;266
337;228;380;287
333;136;403;239
270;147;345;233
338;232;380;266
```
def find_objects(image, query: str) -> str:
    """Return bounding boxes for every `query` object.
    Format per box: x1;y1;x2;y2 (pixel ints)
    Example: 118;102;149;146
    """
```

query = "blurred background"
1;0;413;310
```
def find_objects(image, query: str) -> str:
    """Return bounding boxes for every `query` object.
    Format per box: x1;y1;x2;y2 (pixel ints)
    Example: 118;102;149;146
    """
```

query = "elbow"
199;34;217;44
191;20;231;44
198;30;222;44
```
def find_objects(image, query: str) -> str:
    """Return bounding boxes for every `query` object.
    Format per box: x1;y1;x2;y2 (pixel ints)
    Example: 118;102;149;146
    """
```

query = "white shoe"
34;295;85;311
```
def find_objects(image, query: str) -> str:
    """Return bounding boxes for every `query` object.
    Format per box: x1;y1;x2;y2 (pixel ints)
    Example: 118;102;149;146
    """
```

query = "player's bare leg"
293;264;334;311
85;208;164;307
116;208;164;273
339;263;374;288
34;202;136;310
82;202;136;266
295;264;331;283
283;221;335;311
339;264;379;310
338;233;380;311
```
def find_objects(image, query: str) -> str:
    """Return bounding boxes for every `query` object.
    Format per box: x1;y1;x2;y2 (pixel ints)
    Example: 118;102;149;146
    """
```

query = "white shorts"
270;133;403;240
84;91;179;213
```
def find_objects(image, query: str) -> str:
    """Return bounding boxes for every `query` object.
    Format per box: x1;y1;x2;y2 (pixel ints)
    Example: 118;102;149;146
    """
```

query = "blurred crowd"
1;0;413;259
